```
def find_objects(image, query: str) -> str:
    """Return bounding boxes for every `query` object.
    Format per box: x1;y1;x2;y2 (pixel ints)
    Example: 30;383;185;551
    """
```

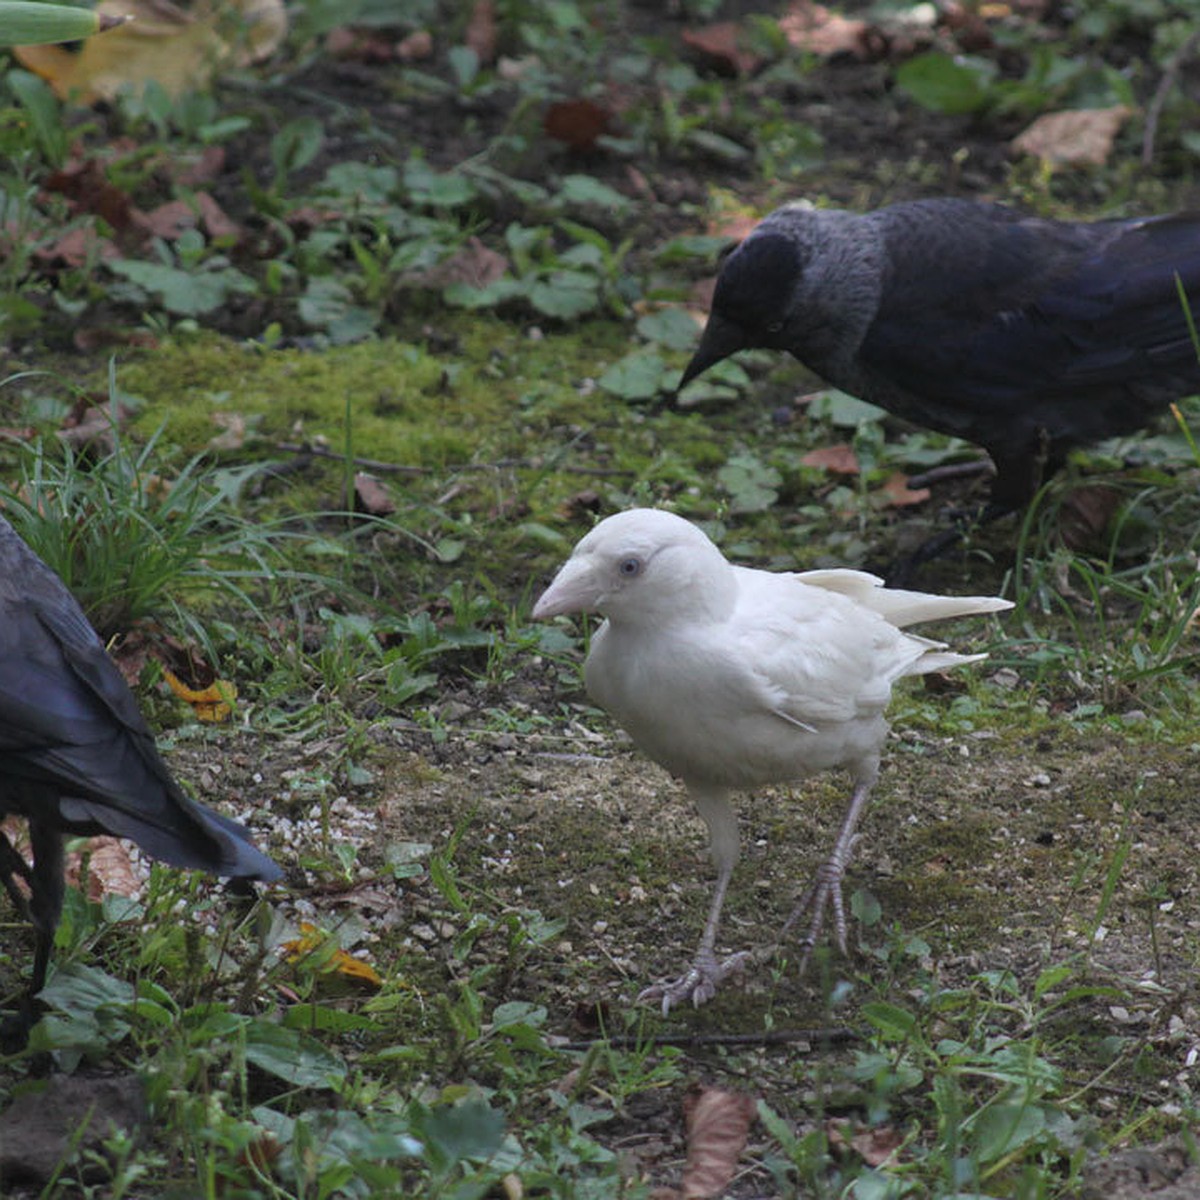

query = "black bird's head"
679;232;803;390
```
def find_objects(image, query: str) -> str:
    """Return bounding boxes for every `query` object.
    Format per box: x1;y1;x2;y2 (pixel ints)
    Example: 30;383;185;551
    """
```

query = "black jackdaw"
0;516;279;1036
680;198;1200;556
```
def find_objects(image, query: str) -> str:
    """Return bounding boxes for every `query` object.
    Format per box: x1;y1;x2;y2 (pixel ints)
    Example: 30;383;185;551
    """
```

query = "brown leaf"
465;0;498;65
778;1;870;59
57;402;124;456
354;471;397;517
80;837;140;901
1058;483;1123;550
44;158;137;232
138;193;240;243
544;98;612;151
33;223;119;269
326;26;396;63
396;29;433;61
849;1124;907;1167
801;443;860;474
681;21;764;76
877;471;931;507
679;1087;757;1199
412;236;509;289
171;144;226;186
1011;106;1132;166
73;326;160;352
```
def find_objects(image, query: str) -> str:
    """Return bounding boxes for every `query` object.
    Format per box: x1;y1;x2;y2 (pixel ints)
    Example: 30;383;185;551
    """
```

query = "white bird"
533;508;1012;1013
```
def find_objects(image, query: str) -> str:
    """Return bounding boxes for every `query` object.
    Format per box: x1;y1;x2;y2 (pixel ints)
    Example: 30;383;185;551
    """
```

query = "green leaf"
528;271;600;319
414;1098;507;1168
636;307;701;351
598;350;669;400
556;174;632;215
0;1;108;46
298;277;378;341
492;1000;547;1028
686;129;752;161
971;1102;1046;1163
243;1018;346;1088
443;278;525;309
107;260;257;317
280;1004;380;1033
808;389;886;428
896;52;996;115
717;451;782;513
860;1000;918;1041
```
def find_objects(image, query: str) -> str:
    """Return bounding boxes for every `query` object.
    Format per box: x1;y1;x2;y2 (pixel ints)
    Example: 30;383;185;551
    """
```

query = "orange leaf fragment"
163;668;237;724
878;471;931;507
282;922;383;987
801;443;860;474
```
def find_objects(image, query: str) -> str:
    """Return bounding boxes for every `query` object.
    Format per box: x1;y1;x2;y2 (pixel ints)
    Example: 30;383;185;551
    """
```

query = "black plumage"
0;516;279;1031
680;198;1200;549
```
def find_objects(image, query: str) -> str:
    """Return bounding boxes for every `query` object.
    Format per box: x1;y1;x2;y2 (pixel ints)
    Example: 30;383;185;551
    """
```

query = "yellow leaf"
14;0;288;104
281;923;383;988
162;668;237;723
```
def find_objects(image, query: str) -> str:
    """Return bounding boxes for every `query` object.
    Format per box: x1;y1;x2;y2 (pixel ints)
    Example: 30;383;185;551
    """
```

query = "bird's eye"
618;556;642;577
766;320;784;334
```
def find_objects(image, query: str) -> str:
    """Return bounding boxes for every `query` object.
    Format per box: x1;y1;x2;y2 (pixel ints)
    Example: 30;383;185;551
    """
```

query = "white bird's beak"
532;557;599;619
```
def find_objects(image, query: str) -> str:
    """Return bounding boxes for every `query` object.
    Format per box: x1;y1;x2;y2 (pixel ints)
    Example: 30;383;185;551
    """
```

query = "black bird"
0;516;280;1037
680;198;1200;565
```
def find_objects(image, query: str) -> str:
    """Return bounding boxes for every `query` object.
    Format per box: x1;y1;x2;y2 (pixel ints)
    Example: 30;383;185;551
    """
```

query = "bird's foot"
636;949;751;1016
779;855;850;972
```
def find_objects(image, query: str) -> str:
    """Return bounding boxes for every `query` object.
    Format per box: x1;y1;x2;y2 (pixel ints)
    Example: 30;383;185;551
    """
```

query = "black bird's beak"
678;313;748;392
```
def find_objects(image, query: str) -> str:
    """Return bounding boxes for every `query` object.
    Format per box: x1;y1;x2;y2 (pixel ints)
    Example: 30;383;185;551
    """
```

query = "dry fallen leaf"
778;0;870;59
464;0;498;65
679;1087;758;1199
396;29;434;61
282;922;384;988
1058;483;1124;550
412;236;509;289
1011;105;1132;166
877;470;931;508
79;837;140;902
681;21;764;76
544;97;613;151
354;471;397;517
802;443;860;474
209;411;247;451
163;668;237;724
15;0;288;104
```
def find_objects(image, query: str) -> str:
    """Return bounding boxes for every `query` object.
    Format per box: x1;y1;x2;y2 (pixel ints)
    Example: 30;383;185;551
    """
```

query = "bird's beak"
678;313;747;391
532;557;599;619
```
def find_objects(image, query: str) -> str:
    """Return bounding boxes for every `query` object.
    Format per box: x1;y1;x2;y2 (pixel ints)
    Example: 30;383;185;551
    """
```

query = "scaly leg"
780;777;874;969
637;787;749;1014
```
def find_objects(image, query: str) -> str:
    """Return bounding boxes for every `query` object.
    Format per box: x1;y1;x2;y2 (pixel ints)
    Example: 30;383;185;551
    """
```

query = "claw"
636;950;751;1015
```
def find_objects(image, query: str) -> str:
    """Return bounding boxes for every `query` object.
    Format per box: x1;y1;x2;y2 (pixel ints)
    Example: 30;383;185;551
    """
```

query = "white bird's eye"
618;556;642;577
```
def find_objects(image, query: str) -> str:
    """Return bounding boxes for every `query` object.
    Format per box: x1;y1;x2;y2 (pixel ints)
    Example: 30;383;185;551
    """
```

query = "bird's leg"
779;777;875;969
905;458;996;490
0;829;35;919
637;789;749;1015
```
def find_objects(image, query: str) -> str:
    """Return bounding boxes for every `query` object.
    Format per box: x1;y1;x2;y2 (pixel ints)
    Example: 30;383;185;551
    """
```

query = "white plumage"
534;508;1012;1012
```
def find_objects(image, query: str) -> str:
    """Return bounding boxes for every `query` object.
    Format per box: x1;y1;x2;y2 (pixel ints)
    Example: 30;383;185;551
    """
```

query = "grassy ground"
1;0;1200;1196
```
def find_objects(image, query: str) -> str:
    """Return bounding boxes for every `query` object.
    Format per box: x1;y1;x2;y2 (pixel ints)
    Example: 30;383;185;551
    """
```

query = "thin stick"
1142;28;1200;166
550;1026;859;1052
